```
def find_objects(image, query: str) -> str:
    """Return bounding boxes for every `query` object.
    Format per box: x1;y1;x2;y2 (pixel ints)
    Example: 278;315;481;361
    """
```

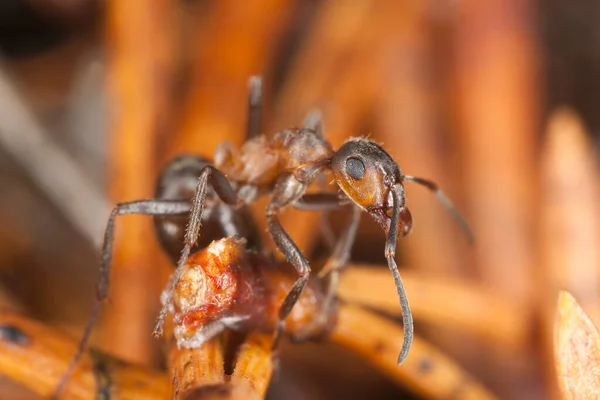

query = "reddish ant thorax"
167;236;333;348
214;128;334;189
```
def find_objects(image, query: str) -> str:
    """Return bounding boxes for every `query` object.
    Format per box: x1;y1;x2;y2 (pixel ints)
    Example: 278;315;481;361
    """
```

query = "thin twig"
230;333;274;398
540;108;600;322
337;265;529;350
102;0;179;364
331;303;499;400
167;0;297;159
168;336;227;399
0;310;169;399
540;108;600;396
450;0;540;300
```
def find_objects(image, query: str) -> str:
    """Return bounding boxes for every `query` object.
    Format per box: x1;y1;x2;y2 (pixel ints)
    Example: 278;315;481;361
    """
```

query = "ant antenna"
402;175;474;244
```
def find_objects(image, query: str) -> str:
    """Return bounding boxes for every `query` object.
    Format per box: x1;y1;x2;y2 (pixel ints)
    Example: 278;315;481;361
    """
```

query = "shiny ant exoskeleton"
57;76;472;397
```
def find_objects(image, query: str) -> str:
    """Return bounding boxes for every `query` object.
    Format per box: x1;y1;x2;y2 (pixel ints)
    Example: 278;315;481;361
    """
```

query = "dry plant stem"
168;0;296;159
554;291;600;399
0;310;169;400
270;0;376;132
540;108;600;396
266;0;379;250
375;0;469;276
167;332;272;400
331;304;498;400
103;0;178;364
540;109;600;319
451;0;539;299
337;265;527;350
168;336;226;399
230;333;273;398
0;62;112;249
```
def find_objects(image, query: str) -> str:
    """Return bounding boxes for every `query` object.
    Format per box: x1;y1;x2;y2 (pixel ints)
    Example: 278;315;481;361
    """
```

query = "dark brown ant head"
331;138;412;236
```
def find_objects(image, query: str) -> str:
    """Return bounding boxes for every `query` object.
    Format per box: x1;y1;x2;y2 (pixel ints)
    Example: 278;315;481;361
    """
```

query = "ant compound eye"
346;157;365;180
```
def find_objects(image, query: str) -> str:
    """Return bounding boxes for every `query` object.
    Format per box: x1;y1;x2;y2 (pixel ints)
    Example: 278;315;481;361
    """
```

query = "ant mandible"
59;76;472;395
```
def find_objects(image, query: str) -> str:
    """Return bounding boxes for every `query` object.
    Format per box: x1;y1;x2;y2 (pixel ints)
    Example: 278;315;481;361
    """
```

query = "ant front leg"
53;199;191;399
154;165;241;337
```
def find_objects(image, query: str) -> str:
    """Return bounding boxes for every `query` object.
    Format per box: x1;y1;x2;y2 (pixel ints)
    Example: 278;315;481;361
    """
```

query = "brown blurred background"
0;0;599;399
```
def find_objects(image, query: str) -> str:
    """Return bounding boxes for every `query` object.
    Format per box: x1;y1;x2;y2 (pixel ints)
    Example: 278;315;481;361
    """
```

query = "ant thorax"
214;136;281;187
272;128;333;174
214;128;334;191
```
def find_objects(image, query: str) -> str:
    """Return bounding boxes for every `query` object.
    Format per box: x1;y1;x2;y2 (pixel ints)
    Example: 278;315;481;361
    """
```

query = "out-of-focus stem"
338;265;528;350
331;303;498;400
0;310;169;400
539;108;600;397
103;0;178;364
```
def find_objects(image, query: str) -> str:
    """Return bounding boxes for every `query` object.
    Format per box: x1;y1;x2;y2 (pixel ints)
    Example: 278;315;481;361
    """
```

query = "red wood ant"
55;75;472;398
148;76;472;364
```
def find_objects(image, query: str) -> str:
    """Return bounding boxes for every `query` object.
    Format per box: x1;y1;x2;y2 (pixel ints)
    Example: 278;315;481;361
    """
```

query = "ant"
148;75;472;361
55;75;472;399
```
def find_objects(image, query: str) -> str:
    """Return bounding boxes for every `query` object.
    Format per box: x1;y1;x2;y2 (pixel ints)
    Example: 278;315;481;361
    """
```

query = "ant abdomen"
153;154;262;263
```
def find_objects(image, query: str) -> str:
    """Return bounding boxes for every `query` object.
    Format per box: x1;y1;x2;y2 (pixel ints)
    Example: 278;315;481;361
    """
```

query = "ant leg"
267;206;311;320
53;199;191;400
402;175;474;243
302;109;335;247
296;206;361;341
266;201;312;348
317;190;337;250
293;192;346;211
246;76;262;141
386;184;413;365
317;205;361;279
294;191;349;250
302;108;334;242
154;165;241;337
267;191;344;348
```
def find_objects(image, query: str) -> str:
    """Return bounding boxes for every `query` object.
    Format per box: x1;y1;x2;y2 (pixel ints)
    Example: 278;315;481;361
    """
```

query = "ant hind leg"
53;199;192;399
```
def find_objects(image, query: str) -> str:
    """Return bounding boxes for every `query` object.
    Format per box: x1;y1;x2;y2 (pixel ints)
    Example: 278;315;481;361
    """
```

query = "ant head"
331;138;412;235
